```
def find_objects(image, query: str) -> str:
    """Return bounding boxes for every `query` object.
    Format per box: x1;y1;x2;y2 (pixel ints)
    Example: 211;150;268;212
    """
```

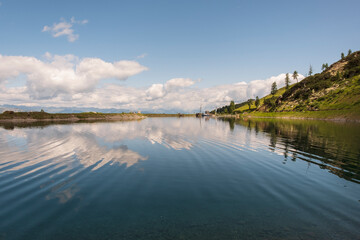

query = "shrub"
263;96;277;112
294;102;307;111
293;88;311;100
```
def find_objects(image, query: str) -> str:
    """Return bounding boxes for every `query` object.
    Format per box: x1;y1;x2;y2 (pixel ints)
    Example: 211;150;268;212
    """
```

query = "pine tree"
271;82;277;95
285;73;290;89
247;99;253;110
308;65;313;76
321;63;328;71
341;52;345;59
229;101;235;114
348;49;352;56
292;71;299;83
255;96;260;109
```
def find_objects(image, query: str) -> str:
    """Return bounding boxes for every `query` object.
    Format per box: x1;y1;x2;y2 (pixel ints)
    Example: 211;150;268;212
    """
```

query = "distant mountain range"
0;104;191;114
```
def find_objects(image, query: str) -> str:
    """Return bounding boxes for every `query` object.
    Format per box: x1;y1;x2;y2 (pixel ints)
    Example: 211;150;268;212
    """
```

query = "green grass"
234;86;289;113
315;75;360;111
246;109;360;121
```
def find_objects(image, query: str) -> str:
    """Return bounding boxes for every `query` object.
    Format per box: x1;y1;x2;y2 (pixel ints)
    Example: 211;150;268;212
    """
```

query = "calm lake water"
0;117;359;240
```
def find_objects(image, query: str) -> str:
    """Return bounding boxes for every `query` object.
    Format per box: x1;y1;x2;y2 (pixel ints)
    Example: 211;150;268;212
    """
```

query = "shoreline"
214;111;360;123
0;113;145;123
242;115;360;123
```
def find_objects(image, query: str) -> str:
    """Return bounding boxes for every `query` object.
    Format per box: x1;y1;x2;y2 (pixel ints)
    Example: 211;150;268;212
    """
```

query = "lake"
0;117;359;240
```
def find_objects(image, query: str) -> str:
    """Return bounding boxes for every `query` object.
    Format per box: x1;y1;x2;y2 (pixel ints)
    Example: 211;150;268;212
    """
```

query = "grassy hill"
234;87;288;113
233;51;360;121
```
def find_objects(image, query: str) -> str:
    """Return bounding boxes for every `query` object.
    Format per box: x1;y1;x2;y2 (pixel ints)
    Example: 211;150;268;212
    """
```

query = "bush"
293;88;311;100
345;53;360;70
343;66;360;79
313;80;332;91
3;111;14;114
263;96;277;112
294;102;307;111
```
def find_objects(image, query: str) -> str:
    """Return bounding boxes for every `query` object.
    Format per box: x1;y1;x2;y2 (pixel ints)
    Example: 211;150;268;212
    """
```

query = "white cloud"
140;74;303;111
0;53;148;99
0;53;305;112
145;78;195;100
165;78;195;91
146;84;166;100
246;73;304;100
42;17;88;42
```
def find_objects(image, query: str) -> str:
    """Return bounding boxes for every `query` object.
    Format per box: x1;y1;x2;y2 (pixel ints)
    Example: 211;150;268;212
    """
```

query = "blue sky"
0;0;359;112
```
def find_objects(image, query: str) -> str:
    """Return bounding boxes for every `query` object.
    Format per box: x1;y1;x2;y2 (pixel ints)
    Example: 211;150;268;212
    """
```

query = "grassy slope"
234;87;288;112
236;51;360;121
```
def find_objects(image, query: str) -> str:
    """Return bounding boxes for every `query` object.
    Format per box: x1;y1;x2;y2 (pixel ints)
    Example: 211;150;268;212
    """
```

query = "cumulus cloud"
0;72;304;112
42;17;88;42
0;53;148;99
246;73;303;99
165;78;195;91
146;84;166;100
0;53;305;112
146;78;195;100
142;74;303;111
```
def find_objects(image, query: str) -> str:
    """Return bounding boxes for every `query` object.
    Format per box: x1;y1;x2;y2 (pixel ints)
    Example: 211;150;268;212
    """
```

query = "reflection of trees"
247;121;251;132
269;122;278;151
284;140;289;161
221;118;235;131
254;122;259;135
236;119;360;183
229;119;235;131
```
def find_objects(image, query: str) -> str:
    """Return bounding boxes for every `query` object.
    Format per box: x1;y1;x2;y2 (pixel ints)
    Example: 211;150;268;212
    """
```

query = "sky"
0;0;359;112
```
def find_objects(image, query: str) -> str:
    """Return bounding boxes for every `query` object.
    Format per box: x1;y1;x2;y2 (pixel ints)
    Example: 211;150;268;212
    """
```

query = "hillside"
233;51;360;120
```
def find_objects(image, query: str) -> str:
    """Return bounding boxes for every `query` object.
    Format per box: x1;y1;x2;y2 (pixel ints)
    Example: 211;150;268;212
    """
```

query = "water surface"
0;117;359;239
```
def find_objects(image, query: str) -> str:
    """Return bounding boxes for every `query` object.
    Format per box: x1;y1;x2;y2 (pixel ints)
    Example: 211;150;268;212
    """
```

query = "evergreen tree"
348;49;352;56
341;52;345;59
285;73;290;89
321;63;328;71
271;82;277;95
229;100;235;114
247;99;253;110
292;70;299;83
308;65;313;76
255;96;260;109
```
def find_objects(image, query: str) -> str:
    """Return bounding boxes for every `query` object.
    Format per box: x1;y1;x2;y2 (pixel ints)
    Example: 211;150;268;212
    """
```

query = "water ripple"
0;119;359;240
